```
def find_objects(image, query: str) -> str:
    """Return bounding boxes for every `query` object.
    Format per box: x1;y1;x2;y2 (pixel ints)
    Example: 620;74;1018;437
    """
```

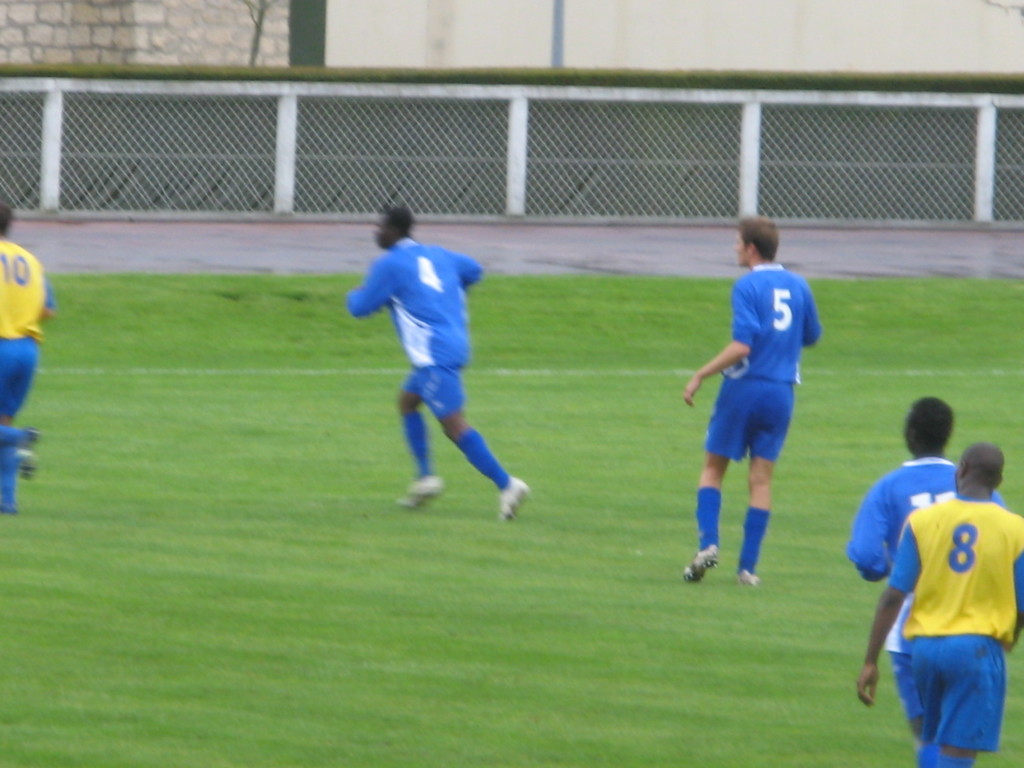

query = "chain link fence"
0;91;44;210
296;97;509;215
760;105;977;221
995;109;1024;222
526;100;740;218
2;79;1023;224
61;93;278;212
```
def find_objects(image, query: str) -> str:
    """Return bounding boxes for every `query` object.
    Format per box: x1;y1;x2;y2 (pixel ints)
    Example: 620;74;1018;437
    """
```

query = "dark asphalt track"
11;219;1024;278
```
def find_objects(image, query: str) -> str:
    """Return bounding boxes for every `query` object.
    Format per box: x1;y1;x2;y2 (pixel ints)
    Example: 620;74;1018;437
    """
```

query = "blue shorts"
705;377;794;462
890;650;924;723
402;366;465;419
912;635;1006;752
0;337;39;417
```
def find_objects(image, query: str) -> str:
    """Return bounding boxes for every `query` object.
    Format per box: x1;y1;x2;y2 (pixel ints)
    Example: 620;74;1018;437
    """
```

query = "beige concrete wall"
0;0;289;66
326;0;552;69
324;0;1024;73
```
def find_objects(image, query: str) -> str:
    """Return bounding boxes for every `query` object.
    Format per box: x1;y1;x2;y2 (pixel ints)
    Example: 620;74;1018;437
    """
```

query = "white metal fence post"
39;82;64;212
506;94;530;217
274;92;298;215
974;101;997;223
739;100;762;218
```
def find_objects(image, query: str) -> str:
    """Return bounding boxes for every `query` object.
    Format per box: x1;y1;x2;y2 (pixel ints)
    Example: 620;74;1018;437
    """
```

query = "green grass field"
3;273;1024;767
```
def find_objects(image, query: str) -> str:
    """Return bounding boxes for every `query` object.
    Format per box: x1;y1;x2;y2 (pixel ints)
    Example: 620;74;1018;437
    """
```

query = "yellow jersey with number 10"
903;498;1024;646
0;240;46;342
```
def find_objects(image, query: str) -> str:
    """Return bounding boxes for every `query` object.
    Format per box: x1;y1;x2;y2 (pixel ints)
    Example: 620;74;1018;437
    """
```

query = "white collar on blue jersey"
752;263;785;271
902;457;955;467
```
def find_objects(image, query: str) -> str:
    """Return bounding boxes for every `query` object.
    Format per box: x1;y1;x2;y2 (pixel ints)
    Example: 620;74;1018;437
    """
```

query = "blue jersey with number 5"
891;496;1024;646
724;264;821;383
347;238;483;369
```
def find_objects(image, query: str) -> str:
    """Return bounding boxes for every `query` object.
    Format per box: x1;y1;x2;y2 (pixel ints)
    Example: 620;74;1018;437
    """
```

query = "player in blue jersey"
0;202;55;516
347;206;529;520
847;397;985;768
681;217;822;586
857;443;1024;768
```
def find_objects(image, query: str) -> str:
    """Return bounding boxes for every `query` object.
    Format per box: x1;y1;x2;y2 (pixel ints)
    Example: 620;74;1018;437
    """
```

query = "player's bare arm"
683;340;751;406
857;585;906;706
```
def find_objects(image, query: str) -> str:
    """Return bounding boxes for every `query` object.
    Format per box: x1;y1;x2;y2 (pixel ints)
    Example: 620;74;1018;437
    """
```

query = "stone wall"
0;0;289;66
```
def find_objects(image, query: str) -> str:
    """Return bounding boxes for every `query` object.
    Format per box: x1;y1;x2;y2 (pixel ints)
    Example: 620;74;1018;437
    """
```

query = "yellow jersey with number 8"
903;498;1024;646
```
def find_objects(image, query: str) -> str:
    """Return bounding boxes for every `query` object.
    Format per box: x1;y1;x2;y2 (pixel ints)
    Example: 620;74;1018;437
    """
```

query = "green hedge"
3;63;1024;93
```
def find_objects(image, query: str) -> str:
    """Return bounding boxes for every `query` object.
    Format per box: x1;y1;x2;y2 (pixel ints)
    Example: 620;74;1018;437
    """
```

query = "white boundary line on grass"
42;367;1024;377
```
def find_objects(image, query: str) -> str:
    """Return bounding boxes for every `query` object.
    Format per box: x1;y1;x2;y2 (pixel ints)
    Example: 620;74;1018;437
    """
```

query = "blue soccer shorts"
402;365;466;419
705;377;794;462
0;338;39;418
890;650;925;723
912;635;1006;752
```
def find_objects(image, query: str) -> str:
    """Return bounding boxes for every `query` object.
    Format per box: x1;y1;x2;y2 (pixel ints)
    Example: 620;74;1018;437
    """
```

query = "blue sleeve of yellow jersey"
44;279;56;311
889;525;921;594
1015;554;1024;613
347;256;396;318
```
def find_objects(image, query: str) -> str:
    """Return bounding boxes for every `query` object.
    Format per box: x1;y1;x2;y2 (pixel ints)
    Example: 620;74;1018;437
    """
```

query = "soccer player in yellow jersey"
0;202;55;515
857;443;1024;768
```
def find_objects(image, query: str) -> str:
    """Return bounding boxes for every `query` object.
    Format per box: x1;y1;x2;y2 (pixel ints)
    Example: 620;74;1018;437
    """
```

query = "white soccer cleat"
397;475;444;508
16;448;37;480
736;569;761;587
499;477;530;520
683;544;719;583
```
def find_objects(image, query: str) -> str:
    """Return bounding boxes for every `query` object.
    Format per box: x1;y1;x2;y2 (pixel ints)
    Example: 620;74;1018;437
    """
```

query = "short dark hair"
0;201;11;237
382;206;414;238
961;442;1004;490
906;397;954;454
738;216;779;261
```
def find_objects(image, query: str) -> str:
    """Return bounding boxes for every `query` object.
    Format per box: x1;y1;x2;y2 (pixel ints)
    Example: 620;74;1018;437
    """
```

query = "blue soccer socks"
935;755;973;768
917;742;939;768
0;425;34;447
739;507;771;574
456;429;510;490
402;411;432;478
696;487;722;550
0;444;19;513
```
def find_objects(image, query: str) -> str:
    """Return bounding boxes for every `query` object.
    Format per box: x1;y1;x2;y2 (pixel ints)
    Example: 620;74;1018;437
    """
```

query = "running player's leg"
399;386;432;479
696;452;730;551
890;651;939;768
0;339;39;515
440;410;509;491
737;381;794;583
738;456;774;581
685;380;745;582
395;371;443;508
429;368;528;519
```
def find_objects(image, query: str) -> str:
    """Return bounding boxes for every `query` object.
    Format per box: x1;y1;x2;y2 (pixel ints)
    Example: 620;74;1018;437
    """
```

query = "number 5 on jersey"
772;288;792;331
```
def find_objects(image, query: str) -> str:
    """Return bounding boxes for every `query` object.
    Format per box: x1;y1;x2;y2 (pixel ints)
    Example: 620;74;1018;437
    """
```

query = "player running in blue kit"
347;206;529;520
0;201;55;516
847;398;1000;768
681;216;822;586
858;443;1024;768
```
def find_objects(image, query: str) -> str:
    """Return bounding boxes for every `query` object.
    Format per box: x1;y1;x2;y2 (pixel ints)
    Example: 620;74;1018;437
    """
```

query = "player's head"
737;216;779;262
957;442;1004;495
904;397;953;457
0;201;12;237
376;205;414;249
